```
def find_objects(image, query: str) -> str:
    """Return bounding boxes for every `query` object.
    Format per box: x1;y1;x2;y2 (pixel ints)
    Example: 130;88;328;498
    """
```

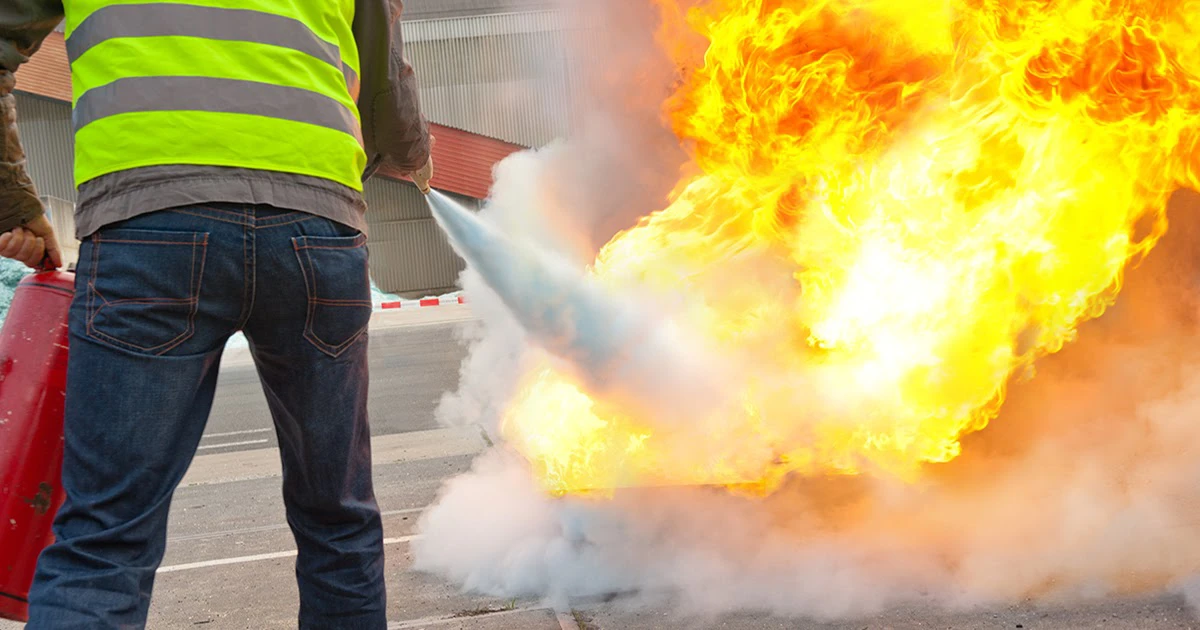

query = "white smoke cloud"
432;0;692;438
419;0;1200;620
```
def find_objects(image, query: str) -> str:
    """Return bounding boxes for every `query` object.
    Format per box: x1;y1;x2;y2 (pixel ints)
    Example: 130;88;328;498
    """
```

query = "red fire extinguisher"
0;268;74;622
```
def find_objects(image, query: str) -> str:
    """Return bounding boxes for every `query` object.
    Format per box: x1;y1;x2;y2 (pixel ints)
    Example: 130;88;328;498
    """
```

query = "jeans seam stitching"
183;235;209;355
258;216;316;229
238;222;253;329
293;233;368;250
293;238;324;356
312;299;373;306
191;205;244;218
146;236;206;355
305;316;369;357
83;234;207;355
294;239;368;358
255;212;305;226
86;236;102;339
90;239;199;245
177;204;249;220
87;328;185;354
307;324;368;357
295;241;368;251
169;208;249;226
301;246;335;354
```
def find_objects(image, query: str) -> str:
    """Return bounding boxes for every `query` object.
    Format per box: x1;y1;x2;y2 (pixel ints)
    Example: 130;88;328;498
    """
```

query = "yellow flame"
501;0;1200;495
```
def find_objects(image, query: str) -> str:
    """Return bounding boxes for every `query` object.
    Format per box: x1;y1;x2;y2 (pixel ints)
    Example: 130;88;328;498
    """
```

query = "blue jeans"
26;204;385;629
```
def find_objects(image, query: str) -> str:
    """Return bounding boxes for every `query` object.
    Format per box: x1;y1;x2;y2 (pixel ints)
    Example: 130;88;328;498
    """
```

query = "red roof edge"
381;124;523;200
14;32;524;200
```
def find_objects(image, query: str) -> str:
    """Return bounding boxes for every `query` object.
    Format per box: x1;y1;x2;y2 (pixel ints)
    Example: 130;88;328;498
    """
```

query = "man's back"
0;0;432;241
0;2;433;628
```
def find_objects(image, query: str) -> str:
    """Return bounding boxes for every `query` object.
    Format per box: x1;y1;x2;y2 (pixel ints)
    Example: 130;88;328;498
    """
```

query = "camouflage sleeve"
354;0;432;180
0;1;64;232
0;70;42;234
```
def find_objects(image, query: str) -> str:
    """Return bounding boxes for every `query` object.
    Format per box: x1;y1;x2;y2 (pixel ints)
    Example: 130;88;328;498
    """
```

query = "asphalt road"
6;421;1196;630
4;307;1200;628
201;310;473;453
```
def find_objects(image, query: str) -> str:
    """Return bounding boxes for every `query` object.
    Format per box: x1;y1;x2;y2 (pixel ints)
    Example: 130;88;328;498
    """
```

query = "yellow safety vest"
64;0;366;191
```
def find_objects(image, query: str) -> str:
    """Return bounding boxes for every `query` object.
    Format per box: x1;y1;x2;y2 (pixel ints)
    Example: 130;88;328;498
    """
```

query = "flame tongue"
496;0;1200;495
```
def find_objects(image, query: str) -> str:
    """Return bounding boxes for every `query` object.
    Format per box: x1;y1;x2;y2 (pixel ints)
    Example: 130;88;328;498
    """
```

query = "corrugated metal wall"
40;195;79;267
14;93;76;202
363;178;478;296
403;12;570;147
404;0;555;20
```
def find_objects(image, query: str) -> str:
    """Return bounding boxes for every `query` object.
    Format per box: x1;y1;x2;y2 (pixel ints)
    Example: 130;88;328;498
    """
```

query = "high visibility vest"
63;1;366;191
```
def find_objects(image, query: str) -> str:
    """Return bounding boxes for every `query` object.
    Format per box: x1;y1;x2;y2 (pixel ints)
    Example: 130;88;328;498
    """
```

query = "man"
0;1;433;627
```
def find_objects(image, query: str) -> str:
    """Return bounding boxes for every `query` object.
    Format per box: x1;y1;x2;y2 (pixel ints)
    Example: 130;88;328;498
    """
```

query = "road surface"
4;307;1199;628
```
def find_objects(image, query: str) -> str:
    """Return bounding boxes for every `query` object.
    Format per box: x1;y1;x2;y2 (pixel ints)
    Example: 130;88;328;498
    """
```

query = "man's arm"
0;71;42;234
0;0;63;71
0;0;63;234
0;1;65;267
353;0;433;183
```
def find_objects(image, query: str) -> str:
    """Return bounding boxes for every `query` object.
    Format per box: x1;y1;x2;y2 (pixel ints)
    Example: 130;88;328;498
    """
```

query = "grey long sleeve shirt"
0;0;432;237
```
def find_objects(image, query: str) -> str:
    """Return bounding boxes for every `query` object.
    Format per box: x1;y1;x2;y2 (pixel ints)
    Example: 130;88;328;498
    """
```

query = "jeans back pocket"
293;234;373;357
85;229;209;355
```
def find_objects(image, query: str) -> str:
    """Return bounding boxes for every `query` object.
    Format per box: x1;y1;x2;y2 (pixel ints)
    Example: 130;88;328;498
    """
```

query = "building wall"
40;196;80;267
403;0;555;20
16;93;81;267
363;178;479;296
403;11;570;147
14;93;76;202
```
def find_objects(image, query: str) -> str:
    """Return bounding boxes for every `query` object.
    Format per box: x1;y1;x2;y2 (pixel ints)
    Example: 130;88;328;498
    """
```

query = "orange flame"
501;0;1200;495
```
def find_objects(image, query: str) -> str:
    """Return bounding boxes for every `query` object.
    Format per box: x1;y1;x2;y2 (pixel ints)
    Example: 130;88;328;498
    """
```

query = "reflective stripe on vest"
65;1;365;191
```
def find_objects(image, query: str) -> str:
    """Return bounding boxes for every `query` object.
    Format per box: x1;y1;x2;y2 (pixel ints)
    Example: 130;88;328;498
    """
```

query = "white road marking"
201;428;272;439
157;535;418;573
157;549;298;573
196;438;269;451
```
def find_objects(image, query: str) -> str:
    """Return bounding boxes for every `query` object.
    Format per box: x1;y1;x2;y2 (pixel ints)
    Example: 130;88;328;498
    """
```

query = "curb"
379;295;467;310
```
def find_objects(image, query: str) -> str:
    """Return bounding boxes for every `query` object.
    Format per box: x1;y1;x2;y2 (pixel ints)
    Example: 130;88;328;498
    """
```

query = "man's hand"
410;135;434;195
411;155;433;194
0;214;62;269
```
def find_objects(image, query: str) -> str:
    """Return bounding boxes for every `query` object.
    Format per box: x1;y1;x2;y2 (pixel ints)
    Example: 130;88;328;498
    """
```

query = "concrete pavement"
1;425;569;629
575;595;1198;629
146;427;569;629
7;422;1197;628
5;306;1200;628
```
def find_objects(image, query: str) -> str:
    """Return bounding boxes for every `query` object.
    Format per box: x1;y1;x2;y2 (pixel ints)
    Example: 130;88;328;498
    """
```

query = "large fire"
499;0;1200;494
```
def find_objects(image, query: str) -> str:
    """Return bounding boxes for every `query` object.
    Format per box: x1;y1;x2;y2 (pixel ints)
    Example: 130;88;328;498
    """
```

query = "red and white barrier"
379;295;467;310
